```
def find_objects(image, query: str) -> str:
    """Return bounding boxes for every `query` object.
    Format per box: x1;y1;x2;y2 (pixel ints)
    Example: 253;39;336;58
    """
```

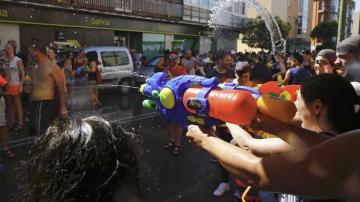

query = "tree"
310;21;338;51
240;16;291;51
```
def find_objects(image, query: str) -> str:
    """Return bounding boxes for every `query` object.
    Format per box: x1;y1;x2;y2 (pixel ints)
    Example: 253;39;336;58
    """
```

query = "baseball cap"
230;50;236;55
316;49;337;65
336;35;360;56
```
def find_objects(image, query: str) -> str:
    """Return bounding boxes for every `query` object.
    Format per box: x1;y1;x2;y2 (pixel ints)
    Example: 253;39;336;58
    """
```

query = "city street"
0;89;235;202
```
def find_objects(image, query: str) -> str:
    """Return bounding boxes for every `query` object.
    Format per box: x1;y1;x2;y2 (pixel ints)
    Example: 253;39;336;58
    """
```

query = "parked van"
84;46;134;94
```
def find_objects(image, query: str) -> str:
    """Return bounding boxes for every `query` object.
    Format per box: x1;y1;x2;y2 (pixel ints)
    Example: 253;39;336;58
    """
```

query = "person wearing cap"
281;52;312;85
336;35;360;82
163;53;187;79
162;53;187;155
234;62;255;87
314;49;338;75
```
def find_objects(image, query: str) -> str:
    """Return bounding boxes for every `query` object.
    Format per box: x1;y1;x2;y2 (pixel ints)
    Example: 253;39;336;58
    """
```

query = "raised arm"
187;125;360;199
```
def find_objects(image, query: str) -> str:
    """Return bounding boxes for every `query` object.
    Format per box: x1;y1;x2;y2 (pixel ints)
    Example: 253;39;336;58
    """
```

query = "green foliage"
310;21;338;39
310;21;338;51
240;16;291;51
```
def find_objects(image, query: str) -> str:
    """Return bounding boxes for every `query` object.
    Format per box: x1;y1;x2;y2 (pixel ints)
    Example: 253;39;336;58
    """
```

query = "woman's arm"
254;113;330;148
64;59;75;77
226;123;294;156
187;125;360;198
17;59;25;93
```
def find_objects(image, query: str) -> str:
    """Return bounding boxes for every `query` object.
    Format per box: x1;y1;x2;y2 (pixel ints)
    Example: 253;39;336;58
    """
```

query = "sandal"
6;124;15;131
172;146;181;155
13;125;23;133
163;141;174;150
4;149;15;158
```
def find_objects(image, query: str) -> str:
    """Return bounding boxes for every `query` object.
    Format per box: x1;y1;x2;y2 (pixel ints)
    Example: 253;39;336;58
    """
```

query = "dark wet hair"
48;47;57;55
217;51;232;62
301;74;360;133
290;52;304;64
66;51;74;58
29;38;46;53
19;117;139;202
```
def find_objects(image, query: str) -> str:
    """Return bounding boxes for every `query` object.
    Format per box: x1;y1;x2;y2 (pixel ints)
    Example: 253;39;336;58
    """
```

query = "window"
101;51;129;67
200;0;209;8
86;51;98;62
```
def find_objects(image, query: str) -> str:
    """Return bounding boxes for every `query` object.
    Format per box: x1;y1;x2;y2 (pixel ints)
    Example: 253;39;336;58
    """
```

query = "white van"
84;46;134;94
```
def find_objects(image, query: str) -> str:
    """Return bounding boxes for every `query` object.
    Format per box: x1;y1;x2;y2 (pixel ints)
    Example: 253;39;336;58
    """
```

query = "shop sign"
91;17;111;26
0;9;8;18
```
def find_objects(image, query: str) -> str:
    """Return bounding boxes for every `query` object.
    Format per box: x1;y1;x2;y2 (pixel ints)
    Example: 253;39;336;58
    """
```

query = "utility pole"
337;0;347;46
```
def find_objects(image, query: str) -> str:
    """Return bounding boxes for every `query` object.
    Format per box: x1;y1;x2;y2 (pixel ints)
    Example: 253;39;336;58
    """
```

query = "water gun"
140;72;299;127
0;75;7;87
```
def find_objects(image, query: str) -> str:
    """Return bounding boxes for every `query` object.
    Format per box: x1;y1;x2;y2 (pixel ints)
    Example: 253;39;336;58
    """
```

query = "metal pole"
337;0;347;46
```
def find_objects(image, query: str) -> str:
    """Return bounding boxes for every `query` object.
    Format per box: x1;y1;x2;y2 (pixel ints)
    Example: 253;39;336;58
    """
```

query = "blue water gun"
140;72;260;127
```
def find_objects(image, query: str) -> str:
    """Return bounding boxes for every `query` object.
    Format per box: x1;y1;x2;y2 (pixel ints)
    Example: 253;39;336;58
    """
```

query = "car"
133;56;162;85
84;46;134;94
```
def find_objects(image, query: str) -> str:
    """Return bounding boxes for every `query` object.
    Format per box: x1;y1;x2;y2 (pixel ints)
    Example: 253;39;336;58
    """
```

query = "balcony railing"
12;0;183;19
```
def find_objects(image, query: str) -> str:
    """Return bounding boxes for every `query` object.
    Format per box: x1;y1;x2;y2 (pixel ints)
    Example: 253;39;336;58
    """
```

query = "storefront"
0;2;205;58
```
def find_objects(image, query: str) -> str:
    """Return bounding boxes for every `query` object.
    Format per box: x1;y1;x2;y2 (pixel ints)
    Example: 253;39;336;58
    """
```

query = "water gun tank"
182;87;257;125
0;75;7;87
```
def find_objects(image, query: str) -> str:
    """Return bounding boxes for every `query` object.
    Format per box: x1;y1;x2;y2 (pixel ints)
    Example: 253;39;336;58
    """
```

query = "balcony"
11;0;183;19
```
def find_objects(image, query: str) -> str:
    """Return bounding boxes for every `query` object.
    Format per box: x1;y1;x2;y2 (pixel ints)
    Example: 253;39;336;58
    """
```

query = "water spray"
210;0;287;59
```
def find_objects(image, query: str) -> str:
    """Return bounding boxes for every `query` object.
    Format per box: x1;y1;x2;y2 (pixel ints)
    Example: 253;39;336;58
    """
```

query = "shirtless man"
28;40;67;136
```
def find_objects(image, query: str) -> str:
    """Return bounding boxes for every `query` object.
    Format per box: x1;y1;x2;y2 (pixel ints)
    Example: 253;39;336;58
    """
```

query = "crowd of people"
0;34;359;201
141;35;360;201
0;39;104;160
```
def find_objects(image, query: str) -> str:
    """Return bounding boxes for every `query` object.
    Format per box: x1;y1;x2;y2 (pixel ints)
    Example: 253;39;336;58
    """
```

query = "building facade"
311;0;355;50
0;0;250;59
352;11;360;35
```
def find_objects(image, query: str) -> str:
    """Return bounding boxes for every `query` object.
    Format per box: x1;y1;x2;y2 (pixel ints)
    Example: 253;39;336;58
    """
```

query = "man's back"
289;67;312;85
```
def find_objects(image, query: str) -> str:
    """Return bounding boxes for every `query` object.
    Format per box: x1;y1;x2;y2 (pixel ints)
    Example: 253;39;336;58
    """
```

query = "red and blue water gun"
140;72;299;127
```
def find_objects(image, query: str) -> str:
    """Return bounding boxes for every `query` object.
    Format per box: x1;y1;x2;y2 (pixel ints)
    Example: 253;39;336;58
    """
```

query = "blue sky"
356;0;360;12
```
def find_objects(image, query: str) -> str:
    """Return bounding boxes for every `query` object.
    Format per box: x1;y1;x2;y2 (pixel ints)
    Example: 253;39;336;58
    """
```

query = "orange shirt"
164;64;187;79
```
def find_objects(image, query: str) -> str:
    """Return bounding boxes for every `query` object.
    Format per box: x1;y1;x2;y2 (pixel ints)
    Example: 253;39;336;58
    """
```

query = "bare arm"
254;113;330;148
272;61;286;79
280;69;291;85
226;123;294;156
187;125;360;198
51;64;67;117
17;59;25;92
64;59;74;77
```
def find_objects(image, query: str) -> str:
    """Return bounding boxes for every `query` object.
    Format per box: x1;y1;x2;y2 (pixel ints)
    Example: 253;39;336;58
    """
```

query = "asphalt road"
0;89;236;202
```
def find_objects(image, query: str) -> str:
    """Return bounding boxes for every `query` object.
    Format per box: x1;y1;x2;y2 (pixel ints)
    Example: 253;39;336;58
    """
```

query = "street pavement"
0;89;236;202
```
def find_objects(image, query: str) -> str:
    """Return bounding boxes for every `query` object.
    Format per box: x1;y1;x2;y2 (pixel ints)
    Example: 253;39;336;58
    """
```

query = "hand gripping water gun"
140;72;299;127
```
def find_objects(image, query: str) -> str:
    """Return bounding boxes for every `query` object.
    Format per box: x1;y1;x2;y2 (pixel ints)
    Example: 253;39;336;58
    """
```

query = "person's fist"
186;125;211;149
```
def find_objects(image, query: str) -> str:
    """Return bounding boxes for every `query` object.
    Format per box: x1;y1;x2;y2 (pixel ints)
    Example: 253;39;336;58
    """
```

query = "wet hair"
66;51;74;58
235;62;252;76
217;51;232;62
29;38;46;53
19;117;139;202
48;47;57;55
301;74;360;133
290;52;304;64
